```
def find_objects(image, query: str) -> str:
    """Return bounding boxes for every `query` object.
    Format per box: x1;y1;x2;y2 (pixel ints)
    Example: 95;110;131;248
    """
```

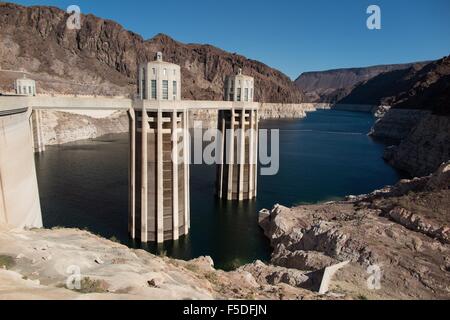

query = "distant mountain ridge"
295;62;430;103
0;2;302;103
338;56;450;115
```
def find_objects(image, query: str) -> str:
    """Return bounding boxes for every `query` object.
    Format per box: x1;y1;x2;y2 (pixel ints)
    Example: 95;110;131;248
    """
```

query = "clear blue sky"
9;0;450;79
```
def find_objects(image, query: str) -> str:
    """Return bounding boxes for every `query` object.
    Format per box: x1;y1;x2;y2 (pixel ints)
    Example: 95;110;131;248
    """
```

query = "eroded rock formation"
367;56;450;177
383;115;450;177
258;162;450;300
37;110;129;146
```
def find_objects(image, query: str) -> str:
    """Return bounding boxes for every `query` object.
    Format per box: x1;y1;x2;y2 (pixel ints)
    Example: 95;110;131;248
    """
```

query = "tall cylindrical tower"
217;69;258;200
132;52;190;243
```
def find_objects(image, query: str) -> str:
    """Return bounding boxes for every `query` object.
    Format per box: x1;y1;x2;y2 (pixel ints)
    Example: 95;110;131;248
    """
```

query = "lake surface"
35;110;401;270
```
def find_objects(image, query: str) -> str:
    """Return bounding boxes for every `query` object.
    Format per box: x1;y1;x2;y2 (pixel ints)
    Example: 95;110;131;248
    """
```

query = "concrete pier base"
128;108;136;239
216;107;258;200
0;108;43;228
31;109;46;153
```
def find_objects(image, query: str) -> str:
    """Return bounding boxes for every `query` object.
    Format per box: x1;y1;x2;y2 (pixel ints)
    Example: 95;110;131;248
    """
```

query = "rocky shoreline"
258;161;450;299
382;114;450;177
37;110;129;147
368;108;450;178
369;109;431;143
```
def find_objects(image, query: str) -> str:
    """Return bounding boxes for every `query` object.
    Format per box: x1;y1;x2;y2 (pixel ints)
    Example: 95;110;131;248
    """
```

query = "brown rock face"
365;57;450;177
383;114;450;176
296;55;450;116
294;62;428;103
337;56;450;115
259;163;450;299
387;56;450;116
0;2;302;103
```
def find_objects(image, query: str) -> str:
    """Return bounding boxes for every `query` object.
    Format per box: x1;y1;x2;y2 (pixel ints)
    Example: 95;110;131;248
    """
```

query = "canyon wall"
366;56;450;177
369;109;431;143
258;103;330;119
0;2;302;103
369;109;450;177
38;110;128;146
258;162;450;299
295;62;428;103
39;103;329;146
383;115;450;177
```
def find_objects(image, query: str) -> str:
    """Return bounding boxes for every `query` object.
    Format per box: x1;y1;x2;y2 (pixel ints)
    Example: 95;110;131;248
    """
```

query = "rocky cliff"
38;110;129;146
259;162;450;300
369;109;431;143
384;115;450;177
386;56;450;115
294;62;427;103
367;56;450;177
336;64;428;106
338;56;450;112
0;2;302;103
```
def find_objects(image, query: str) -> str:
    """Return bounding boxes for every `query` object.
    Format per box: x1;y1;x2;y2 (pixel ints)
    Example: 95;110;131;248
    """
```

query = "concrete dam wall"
0;109;42;229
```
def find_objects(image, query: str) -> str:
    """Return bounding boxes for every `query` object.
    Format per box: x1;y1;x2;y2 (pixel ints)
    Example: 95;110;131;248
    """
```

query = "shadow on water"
35;110;401;271
138;198;270;271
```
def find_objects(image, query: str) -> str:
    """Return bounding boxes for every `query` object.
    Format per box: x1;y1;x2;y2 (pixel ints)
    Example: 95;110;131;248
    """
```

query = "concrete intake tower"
216;69;258;200
0;53;259;245
131;52;190;243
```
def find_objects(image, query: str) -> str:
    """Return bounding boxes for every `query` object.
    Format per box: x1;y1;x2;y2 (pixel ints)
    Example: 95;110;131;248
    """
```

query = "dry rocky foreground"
1;162;448;300
259;161;450;300
0;227;323;300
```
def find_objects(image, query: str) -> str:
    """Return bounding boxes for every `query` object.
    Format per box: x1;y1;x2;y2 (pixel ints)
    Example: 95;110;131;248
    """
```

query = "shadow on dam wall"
0;109;42;228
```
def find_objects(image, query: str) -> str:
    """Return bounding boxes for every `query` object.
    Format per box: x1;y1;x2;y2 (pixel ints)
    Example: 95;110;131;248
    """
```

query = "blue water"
35;110;401;270
258;110;400;207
